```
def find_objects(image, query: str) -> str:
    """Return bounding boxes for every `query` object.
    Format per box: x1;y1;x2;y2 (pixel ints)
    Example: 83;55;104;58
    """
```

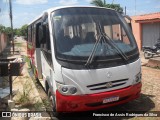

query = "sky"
0;0;160;28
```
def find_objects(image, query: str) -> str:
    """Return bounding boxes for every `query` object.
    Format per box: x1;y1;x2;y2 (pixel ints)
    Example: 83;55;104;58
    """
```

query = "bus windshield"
52;7;138;63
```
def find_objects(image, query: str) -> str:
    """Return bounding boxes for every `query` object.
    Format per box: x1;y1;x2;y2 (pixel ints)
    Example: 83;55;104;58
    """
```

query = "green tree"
13;24;28;37
0;24;5;33
20;24;27;37
91;0;106;7
91;0;123;13
4;27;12;35
13;28;21;36
0;25;13;35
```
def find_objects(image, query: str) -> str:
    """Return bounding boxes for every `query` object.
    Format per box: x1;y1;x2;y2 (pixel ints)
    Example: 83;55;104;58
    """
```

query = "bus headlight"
56;82;79;95
69;87;77;94
133;72;142;85
61;87;68;92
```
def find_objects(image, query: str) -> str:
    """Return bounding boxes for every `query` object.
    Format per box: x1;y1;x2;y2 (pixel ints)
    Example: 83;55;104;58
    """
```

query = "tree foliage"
13;28;21;36
20;24;28;37
0;24;5;33
91;0;106;7
91;0;123;14
4;27;12;35
0;24;28;37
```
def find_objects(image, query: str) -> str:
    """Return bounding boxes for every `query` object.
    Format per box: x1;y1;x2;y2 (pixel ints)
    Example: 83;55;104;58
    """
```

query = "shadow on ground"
56;93;155;120
30;66;155;120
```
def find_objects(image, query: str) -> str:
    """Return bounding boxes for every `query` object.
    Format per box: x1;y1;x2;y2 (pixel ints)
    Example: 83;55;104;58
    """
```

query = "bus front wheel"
48;91;59;117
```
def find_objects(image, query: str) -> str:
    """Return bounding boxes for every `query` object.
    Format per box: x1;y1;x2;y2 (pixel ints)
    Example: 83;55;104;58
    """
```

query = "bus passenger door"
39;14;53;89
34;23;43;79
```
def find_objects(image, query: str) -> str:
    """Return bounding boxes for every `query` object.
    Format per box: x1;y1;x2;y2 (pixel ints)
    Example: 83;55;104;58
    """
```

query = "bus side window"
27;27;30;42
36;23;41;48
28;26;32;43
43;17;51;51
40;16;51;51
46;23;51;51
31;25;34;44
38;25;44;46
33;24;36;47
39;15;53;67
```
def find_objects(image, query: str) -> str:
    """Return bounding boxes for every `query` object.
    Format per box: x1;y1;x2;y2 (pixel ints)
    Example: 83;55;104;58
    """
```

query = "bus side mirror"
39;13;48;44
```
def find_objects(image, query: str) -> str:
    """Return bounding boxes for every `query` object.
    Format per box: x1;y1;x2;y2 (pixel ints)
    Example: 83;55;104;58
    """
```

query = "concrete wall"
0;33;8;54
131;20;142;51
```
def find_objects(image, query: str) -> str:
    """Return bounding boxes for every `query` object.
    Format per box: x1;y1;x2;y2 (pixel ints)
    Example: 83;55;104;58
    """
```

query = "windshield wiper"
85;23;128;67
85;34;102;67
102;33;129;61
85;23;105;67
97;21;128;61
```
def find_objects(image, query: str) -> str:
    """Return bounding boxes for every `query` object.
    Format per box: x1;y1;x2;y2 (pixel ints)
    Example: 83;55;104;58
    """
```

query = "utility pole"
9;0;14;54
125;6;126;15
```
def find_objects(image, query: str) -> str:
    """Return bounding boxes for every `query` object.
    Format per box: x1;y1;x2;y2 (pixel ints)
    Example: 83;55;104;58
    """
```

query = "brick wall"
131;20;142;51
0;33;8;54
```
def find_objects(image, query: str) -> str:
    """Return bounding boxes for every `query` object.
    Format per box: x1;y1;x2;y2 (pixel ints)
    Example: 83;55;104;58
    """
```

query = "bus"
27;6;142;114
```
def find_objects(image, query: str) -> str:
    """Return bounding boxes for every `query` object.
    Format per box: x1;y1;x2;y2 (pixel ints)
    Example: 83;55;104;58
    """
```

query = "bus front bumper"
56;82;142;112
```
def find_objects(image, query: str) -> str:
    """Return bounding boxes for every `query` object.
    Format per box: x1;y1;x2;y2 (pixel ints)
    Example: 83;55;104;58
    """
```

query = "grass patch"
15;42;23;47
42;99;51;110
33;101;44;111
22;55;31;68
32;99;51;111
16;81;33;106
152;66;160;69
146;65;160;70
24;76;29;79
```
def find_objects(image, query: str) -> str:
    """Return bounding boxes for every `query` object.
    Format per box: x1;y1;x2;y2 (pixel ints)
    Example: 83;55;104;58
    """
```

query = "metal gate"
142;22;160;47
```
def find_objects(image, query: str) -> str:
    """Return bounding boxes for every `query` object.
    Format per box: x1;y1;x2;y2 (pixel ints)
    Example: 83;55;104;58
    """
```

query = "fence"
0;33;8;54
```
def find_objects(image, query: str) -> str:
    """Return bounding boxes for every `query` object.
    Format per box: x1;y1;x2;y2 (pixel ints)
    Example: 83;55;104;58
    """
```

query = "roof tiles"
132;12;160;21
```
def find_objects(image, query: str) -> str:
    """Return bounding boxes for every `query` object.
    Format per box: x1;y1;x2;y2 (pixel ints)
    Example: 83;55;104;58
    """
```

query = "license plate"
103;96;119;104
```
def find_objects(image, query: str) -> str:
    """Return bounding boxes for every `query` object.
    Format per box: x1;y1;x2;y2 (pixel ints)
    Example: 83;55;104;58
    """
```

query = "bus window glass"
52;8;138;62
28;26;32;42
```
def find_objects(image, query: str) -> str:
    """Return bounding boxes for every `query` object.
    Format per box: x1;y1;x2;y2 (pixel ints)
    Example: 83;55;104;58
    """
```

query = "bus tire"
48;90;60;117
45;81;49;94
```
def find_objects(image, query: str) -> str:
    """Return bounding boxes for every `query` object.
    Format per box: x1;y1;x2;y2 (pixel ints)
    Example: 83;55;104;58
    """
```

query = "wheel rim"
49;94;56;112
144;52;152;58
147;53;152;57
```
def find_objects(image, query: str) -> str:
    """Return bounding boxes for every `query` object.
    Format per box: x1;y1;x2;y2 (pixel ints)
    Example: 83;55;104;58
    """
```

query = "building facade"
131;12;160;51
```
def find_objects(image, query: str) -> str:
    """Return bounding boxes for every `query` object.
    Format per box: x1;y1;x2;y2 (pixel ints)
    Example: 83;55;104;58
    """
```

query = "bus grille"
87;79;128;91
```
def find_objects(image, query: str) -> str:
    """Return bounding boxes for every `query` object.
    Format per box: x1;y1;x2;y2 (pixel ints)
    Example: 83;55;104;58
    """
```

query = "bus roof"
46;6;115;13
28;6;115;25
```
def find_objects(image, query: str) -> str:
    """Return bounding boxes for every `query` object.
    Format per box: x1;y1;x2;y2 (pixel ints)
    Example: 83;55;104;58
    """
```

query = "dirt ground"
1;37;160;120
0;38;51;119
142;66;160;111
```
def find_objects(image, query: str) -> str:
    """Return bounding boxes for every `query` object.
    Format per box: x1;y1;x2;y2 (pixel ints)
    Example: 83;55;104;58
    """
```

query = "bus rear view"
28;7;142;114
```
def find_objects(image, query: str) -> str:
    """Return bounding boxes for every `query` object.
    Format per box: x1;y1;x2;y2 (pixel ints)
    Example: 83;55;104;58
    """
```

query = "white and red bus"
27;6;142;114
